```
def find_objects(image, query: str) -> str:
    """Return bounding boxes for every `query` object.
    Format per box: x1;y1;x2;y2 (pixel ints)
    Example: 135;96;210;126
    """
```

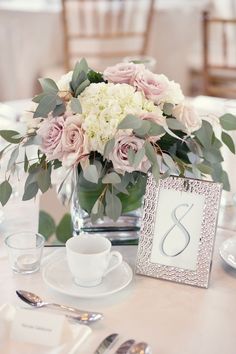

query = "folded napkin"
0;304;91;354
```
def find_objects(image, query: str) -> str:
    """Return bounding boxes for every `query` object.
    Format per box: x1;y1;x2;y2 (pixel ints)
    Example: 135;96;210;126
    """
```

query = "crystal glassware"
4;232;45;274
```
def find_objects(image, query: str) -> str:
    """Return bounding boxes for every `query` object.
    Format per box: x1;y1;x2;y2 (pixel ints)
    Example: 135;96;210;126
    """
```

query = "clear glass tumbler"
4;232;45;274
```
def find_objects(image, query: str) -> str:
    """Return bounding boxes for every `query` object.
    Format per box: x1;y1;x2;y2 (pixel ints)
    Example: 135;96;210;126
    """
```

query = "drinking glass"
4;232;45;274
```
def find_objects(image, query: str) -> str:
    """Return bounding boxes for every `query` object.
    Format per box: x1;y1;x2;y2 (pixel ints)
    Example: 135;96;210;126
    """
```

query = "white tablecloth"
0;94;236;353
0;230;236;354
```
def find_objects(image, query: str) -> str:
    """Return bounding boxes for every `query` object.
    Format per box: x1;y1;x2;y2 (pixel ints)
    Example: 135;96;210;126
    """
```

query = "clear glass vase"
71;169;146;243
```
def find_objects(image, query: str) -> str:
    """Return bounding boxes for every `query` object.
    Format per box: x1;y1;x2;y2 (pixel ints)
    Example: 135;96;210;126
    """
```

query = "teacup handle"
103;251;123;276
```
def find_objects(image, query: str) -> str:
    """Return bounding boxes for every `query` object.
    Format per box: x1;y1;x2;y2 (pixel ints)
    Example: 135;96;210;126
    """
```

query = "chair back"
62;0;155;71
202;10;236;97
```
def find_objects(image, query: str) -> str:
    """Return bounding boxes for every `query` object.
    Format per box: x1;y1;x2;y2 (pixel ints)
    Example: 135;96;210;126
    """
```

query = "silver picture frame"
136;175;222;288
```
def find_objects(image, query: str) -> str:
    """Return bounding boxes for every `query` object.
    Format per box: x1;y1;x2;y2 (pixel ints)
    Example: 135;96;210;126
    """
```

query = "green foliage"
0;130;22;144
221;131;235;154
87;70;105;83
219;113;236;130
0;180;12;206
38;210;56;240
70;97;82;114
56;213;73;243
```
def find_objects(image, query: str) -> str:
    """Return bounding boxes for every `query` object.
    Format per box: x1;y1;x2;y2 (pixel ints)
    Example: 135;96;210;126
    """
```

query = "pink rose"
172;103;202;134
37;116;65;160
134;70;184;105
109;133;151;174
61;115;88;167
103;62;143;85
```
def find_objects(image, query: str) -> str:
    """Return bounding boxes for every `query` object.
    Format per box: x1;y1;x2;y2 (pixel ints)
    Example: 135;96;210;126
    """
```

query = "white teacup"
66;235;123;287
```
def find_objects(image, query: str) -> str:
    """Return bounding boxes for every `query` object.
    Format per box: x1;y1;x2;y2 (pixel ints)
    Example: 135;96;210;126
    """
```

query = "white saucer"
219;236;236;269
42;255;133;298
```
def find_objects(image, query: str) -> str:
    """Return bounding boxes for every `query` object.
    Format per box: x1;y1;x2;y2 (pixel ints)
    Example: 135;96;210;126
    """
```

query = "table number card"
136;175;222;288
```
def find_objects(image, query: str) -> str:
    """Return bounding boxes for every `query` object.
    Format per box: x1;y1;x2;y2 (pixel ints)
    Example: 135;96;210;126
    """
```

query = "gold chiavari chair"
202;10;236;98
61;0;155;72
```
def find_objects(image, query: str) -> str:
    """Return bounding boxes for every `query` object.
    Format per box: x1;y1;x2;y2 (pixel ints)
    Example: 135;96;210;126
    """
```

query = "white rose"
57;71;73;92
172;102;202;134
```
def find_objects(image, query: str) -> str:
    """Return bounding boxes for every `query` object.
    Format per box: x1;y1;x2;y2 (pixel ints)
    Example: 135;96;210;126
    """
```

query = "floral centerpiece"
0;59;236;238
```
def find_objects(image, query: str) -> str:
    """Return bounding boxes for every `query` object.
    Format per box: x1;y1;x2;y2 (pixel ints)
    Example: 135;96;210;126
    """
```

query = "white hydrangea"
79;82;162;154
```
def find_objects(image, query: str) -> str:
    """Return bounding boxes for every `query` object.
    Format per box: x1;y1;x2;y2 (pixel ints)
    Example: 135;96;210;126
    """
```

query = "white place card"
11;308;66;347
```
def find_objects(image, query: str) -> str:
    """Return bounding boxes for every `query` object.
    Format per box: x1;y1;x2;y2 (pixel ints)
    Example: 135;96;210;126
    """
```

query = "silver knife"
94;333;119;354
114;339;136;354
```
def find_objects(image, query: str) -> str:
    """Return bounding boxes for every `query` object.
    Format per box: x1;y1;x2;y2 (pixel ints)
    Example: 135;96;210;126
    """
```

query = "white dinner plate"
219;236;236;269
42;255;133;298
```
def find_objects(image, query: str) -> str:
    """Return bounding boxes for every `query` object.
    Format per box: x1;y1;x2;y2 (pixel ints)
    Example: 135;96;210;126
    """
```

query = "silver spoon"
16;290;103;324
129;342;152;354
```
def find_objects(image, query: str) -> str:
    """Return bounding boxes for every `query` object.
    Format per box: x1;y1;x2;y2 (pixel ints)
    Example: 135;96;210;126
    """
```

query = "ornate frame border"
136;175;222;288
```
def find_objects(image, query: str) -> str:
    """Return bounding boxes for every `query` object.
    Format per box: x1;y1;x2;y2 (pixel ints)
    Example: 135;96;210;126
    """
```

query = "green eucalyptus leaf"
144;141;157;165
56;213;73;243
83;164;99;184
203;147;223;163
33;94;57;118
91;199;104;223
93;160;103;176
0;180;12;206
148;122;165;136
162;152;179;174
166;118;185;130
38;210;56;239
128;149;135;165
211;164;230;191
102;172;121;184
118;114;142;130
221;131;235;154
71;98;82;114
79;58;89;74
105;194;122;221
52;103;66;117
134;120;150;136
105;189;113;205
71;70;87;92
195;120;213;148
212;133;223;149
0;130;22;144
37;169;51;193
103;138;115;159
152;163;160;184
221;170;230;191
133;147;145;168
24;151;29;172
75;79;90;96
38;78;59;93
219;113;236;130
7;146;19;171
32;93;48;103
163;103;174;116
196;163;213;175
22;182;39;201
23;135;42;147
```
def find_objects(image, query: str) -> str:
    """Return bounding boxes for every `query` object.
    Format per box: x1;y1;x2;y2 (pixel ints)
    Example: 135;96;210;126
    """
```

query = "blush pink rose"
109;133;151;174
37;116;65;160
134;70;184;105
103;62;143;85
61;115;89;167
172;103;202;134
